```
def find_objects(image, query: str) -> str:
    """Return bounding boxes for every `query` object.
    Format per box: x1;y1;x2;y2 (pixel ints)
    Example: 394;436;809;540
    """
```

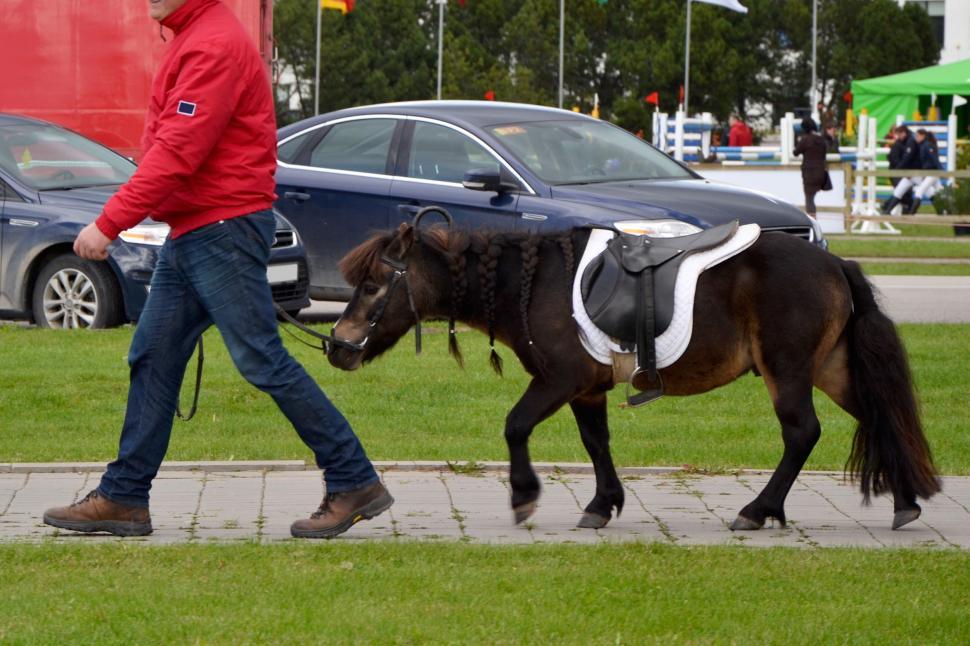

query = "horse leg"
570;394;624;529
731;378;821;530
814;339;922;529
505;378;575;524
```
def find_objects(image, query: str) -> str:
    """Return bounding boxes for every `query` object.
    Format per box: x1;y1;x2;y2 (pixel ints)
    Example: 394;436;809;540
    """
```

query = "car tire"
32;255;124;329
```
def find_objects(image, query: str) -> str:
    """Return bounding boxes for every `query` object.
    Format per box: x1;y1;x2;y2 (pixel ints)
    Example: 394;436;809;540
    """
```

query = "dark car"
0;113;310;328
275;101;825;300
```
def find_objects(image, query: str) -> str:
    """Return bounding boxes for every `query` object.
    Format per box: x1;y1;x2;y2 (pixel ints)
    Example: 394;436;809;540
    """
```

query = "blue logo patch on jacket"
177;101;197;117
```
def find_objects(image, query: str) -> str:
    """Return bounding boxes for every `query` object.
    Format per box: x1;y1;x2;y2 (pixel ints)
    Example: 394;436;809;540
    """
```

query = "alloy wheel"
41;268;99;328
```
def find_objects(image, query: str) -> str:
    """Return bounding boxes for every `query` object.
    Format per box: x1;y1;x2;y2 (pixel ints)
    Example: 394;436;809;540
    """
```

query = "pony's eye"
362;282;380;297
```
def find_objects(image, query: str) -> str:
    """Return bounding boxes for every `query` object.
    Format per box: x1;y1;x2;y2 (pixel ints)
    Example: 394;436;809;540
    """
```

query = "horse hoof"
513;502;537;525
576;512;610;529
729;515;764;531
892;508;921;530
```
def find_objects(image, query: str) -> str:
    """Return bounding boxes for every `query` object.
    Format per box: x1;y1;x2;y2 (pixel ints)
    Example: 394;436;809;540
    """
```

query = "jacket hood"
550;178;812;229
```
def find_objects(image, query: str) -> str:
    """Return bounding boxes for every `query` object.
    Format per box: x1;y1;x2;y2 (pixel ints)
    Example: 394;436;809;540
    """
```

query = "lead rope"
176;337;204;421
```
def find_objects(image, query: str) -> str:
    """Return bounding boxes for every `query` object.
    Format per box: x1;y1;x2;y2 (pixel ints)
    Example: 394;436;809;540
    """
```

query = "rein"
177;207;453;422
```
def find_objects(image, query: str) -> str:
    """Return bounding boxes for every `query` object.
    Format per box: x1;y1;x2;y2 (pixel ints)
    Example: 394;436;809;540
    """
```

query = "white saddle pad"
572;224;761;369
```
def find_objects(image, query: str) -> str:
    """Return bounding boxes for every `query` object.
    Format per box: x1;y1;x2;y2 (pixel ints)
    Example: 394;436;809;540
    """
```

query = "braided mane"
339;226;578;375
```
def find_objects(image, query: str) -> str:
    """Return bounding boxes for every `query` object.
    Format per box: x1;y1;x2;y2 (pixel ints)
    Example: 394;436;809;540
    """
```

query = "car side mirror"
462;168;518;193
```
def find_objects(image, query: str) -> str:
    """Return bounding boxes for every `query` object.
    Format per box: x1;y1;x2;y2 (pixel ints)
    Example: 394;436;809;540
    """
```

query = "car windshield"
0;123;135;191
487;119;692;185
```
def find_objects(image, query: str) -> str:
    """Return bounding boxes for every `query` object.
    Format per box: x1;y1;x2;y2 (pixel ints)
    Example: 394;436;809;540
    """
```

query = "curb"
0;460;849;478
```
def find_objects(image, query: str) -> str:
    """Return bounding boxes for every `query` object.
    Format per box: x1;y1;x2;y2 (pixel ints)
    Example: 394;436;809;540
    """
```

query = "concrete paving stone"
1;469;968;547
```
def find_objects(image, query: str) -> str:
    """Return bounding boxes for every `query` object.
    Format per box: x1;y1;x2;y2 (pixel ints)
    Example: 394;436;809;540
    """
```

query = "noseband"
276;206;454;357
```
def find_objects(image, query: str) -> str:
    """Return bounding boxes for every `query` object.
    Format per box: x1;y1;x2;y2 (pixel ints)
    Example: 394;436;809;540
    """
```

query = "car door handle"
397;204;421;214
284;191;311;202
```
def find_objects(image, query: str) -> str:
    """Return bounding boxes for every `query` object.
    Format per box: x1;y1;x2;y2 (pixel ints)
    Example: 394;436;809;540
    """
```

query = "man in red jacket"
44;0;392;539
728;115;753;147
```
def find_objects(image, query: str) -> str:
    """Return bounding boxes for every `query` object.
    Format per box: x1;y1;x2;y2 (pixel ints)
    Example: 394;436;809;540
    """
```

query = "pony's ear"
386;223;415;259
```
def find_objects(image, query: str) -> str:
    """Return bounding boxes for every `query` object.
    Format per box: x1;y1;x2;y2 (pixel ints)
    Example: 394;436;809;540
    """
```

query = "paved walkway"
2;463;968;548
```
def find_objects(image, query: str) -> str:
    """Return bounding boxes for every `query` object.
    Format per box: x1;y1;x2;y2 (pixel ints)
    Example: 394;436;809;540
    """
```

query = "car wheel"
32;255;123;329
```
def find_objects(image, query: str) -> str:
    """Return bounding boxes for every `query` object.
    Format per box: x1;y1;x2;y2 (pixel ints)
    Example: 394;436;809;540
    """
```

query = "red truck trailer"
1;0;273;159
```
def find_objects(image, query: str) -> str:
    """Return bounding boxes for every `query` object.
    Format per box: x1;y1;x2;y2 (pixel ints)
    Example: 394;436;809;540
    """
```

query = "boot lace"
71;490;99;507
310;492;342;519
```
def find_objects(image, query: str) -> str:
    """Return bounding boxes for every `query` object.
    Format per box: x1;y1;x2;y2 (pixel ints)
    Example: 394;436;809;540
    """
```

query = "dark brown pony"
328;223;940;531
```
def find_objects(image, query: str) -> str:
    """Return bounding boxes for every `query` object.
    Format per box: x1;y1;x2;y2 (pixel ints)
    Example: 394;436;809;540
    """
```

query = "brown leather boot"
43;490;153;537
290;481;393;539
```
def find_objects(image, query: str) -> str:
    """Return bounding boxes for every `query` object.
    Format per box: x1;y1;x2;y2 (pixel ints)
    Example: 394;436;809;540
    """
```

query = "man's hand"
74;222;112;260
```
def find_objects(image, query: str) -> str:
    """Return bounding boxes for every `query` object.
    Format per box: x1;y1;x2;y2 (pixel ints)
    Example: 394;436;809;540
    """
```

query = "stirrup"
624;369;664;407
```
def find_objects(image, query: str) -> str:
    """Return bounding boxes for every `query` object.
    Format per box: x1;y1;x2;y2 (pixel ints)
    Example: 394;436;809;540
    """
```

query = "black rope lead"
176;337;204;421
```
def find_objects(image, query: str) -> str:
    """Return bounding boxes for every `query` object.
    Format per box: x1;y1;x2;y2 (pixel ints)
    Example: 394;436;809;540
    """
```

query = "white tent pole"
558;0;564;109
314;0;321;115
436;0;444;100
683;0;692;115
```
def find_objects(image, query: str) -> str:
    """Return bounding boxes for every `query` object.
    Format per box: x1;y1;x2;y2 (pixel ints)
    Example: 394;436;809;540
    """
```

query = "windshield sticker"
493;126;525;136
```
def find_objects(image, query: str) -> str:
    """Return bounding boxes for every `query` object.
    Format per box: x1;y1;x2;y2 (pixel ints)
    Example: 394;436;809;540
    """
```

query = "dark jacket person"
793;117;828;217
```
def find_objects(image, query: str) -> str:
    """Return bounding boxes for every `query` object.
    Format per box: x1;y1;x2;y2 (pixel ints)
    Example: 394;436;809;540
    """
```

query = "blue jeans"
98;210;378;507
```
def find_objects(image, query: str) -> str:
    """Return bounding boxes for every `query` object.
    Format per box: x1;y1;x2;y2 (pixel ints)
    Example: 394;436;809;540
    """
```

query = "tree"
272;0;941;132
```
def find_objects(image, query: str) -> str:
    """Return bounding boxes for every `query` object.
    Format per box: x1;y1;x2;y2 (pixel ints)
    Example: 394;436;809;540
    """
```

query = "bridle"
276;206;454;356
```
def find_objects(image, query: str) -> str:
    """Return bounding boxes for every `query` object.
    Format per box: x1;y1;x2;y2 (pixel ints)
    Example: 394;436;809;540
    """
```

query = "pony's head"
328;223;425;370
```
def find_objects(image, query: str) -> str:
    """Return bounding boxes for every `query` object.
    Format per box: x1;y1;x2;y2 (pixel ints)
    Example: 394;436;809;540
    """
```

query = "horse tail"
841;260;940;503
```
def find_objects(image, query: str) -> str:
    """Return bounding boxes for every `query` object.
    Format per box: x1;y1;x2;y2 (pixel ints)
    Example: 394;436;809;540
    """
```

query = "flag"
484;89;495;101
644;91;659;106
322;0;354;13
678;85;684;103
693;0;748;14
953;95;968;110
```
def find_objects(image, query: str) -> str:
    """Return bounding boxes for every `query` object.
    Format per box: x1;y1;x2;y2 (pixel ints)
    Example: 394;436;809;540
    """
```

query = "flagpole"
683;0;691;115
314;0;321;115
558;0;564;109
810;0;817;121
436;0;444;100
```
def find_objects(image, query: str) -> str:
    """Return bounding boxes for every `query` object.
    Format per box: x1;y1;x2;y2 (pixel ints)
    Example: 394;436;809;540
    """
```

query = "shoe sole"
42;514;153;537
290;490;395;539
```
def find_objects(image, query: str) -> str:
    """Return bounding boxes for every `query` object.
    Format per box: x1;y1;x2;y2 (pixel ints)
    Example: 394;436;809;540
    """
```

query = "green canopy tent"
851;57;970;137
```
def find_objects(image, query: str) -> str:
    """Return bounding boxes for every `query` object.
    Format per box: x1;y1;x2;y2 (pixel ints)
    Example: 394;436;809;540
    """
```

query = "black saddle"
580;220;739;406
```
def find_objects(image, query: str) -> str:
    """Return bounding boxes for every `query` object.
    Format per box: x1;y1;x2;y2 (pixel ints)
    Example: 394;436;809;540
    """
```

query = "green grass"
0;542;967;644
828;237;970;259
859;262;970;276
1;324;969;474
895;223;957;237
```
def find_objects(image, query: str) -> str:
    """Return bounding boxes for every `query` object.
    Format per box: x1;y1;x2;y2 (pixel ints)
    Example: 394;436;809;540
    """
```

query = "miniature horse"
327;222;939;531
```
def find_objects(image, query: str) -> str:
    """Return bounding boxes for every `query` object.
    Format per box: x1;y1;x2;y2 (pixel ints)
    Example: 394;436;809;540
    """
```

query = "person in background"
823;124;840;153
903;129;943;214
704;130;722;162
728;115;753;147
793;117;828;218
883;125;922;214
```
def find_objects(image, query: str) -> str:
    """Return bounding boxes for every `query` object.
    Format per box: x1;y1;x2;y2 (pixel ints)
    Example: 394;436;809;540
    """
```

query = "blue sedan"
0;113;310;328
275;101;825;300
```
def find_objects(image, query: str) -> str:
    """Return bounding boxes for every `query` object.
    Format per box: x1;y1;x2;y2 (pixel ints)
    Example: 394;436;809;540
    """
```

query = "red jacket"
96;0;277;240
728;121;753;147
